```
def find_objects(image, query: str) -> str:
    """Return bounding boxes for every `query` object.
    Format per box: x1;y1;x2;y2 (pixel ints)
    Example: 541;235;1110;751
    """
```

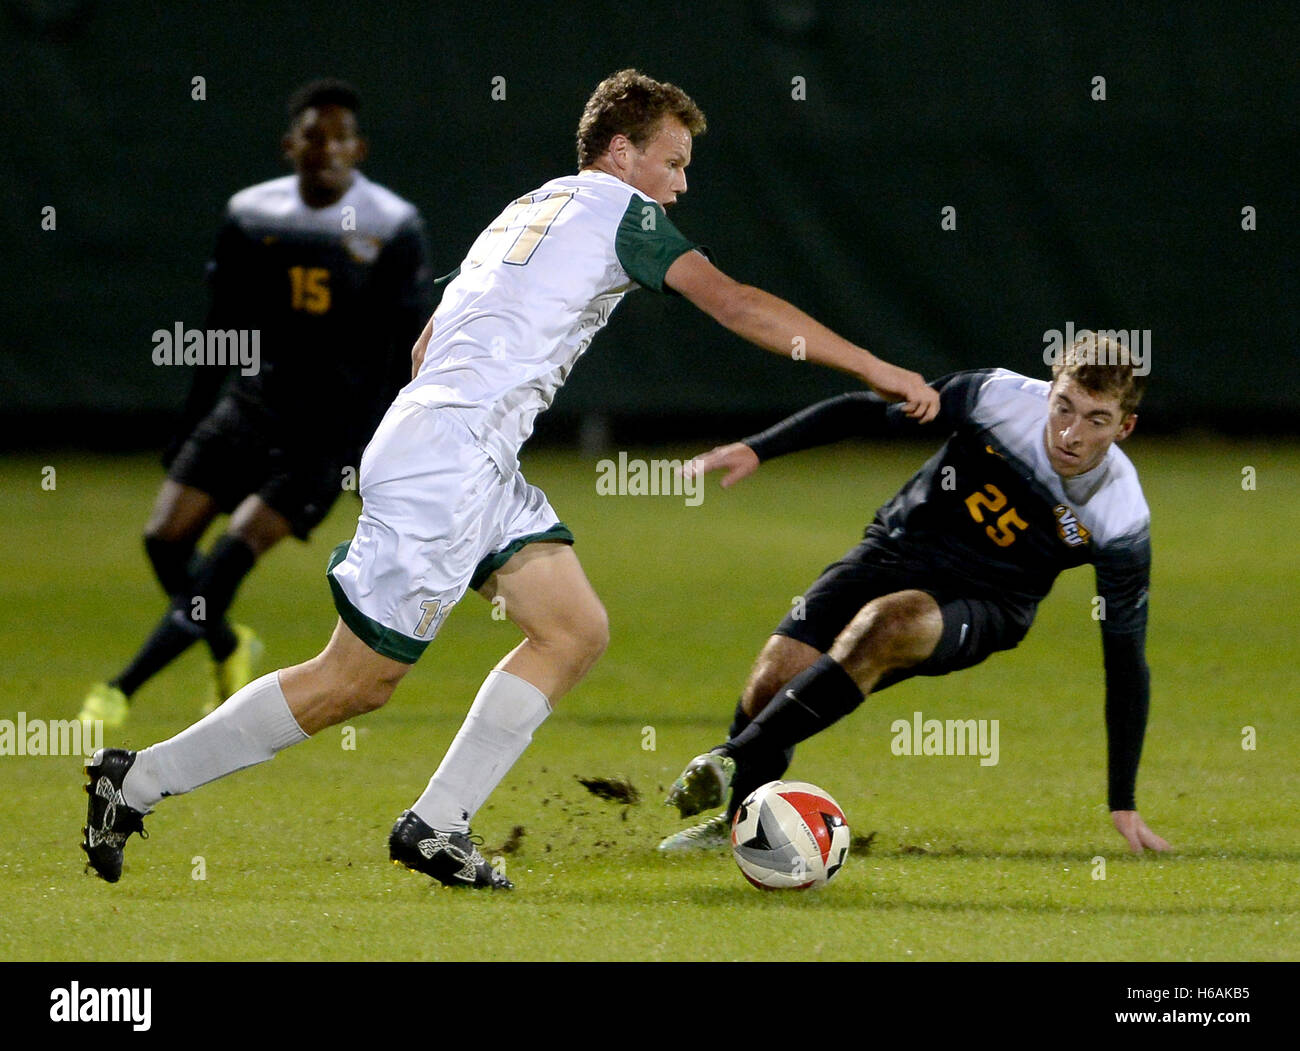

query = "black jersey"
744;369;1153;810
175;172;432;460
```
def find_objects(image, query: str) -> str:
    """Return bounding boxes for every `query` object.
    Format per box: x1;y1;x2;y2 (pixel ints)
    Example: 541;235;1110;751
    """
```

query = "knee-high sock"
724;655;864;764
724;698;795;820
188;534;254;661
144;535;237;660
121;671;308;812
112;536;255;696
411;670;551;833
144;535;198;596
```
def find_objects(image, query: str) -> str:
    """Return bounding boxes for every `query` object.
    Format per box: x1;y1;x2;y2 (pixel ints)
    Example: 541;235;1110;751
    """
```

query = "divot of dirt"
575;775;641;805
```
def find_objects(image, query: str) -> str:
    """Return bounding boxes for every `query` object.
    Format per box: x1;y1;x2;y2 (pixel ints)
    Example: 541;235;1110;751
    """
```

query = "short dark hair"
1051;331;1147;416
576;69;705;169
287;78;361;121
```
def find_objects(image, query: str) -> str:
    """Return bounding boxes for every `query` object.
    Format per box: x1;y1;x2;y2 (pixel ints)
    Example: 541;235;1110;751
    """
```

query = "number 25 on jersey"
964;484;1028;547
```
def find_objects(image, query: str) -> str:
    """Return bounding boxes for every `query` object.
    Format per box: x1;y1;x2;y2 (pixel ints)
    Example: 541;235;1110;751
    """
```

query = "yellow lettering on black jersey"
289;266;331;314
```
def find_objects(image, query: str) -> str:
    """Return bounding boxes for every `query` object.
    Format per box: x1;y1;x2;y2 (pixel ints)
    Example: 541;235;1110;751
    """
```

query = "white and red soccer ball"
731;780;850;890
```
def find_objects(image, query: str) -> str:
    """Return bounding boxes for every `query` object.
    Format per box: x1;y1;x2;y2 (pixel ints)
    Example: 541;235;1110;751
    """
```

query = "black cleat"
81;748;148;883
389;810;513;890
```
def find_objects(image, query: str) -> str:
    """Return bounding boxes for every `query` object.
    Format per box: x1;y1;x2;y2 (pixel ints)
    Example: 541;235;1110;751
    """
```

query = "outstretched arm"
1097;539;1170;854
665;250;939;422
686;370;990;488
1101;630;1169;853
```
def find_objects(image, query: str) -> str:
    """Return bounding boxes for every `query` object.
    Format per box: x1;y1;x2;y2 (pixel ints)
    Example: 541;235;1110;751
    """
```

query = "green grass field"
1;440;1296;961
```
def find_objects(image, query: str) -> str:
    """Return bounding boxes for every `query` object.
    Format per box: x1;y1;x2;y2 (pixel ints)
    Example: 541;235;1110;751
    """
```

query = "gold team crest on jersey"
343;234;382;264
1054;504;1091;547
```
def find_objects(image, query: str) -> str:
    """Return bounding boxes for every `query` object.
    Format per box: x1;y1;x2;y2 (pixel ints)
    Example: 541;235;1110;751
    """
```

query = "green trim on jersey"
614;197;700;293
469;522;575;590
326;541;429;665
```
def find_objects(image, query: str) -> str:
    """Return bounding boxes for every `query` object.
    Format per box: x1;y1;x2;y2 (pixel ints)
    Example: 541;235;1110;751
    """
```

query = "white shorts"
327;398;572;663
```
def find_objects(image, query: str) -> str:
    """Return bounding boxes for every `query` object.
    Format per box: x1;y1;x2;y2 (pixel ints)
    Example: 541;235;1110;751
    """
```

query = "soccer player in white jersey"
82;69;939;888
662;334;1170;856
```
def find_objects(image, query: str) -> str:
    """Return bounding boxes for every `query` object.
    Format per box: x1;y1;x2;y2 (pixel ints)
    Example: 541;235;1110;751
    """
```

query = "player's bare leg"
668;591;942;817
225;495;293;555
278;618;412;733
826;589;942;692
739;635;821;718
394;542;608;888
144;479;220;551
480;541;610;700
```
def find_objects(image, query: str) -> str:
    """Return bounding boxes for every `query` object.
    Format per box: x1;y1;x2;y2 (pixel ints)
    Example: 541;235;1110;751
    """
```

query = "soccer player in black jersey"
78;79;432;729
663;333;1170;855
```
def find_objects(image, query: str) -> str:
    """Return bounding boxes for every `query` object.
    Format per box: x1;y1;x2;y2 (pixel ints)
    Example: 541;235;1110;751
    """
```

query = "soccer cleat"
81;748;149;883
77;683;129;730
665;751;736;818
204;624;263;714
657;812;733;852
388;810;513;890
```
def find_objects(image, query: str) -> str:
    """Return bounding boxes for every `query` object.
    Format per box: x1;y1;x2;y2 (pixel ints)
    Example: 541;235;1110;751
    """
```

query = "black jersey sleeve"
743;369;993;462
162;213;251;465
1101;630;1149;811
1095;533;1153;811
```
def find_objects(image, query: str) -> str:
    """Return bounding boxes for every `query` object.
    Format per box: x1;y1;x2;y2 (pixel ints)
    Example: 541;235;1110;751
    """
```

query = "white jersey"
226;171;421;247
401;169;702;474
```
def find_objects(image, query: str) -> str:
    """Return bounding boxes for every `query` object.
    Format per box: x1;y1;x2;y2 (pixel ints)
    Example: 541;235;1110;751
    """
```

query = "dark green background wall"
5;1;1297;446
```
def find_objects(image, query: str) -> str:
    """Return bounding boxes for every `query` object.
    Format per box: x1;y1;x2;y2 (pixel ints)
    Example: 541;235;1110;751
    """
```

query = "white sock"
411;669;551;832
122;671;308;812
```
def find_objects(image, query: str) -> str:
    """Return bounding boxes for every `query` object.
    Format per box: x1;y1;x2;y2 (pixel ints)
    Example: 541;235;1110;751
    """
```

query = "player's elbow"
705;281;762;332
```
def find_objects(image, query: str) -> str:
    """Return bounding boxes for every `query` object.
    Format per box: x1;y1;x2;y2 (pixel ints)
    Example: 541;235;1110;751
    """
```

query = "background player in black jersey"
78;79;432;729
662;334;1171;855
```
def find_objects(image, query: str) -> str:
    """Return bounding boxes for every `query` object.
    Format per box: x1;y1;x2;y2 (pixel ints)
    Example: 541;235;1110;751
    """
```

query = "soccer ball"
731;780;850;890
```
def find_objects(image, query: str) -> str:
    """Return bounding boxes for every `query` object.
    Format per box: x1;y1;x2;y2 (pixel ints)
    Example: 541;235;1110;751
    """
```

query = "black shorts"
775;540;1035;691
166;394;348;540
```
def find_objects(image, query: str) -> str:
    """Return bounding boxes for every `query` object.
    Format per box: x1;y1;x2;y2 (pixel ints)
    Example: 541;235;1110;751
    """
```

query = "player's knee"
571;601;610;665
548;600;609;674
743;663;791;717
350;678;398;715
836;591;939;670
226;520;288;557
143;515;188;545
742;638;820;717
316;646;405;718
337;664;403;716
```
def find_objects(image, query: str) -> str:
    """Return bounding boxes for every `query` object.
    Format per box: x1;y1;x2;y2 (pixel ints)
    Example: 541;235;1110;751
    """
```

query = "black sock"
206;621;239;663
144;535;197;597
724;655;864;765
142;535;237;658
725;698;795;819
112;608;206;697
111;536;256;697
190;536;256;661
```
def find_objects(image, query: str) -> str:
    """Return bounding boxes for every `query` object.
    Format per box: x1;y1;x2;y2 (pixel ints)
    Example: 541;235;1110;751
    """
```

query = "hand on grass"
1112;810;1171;854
